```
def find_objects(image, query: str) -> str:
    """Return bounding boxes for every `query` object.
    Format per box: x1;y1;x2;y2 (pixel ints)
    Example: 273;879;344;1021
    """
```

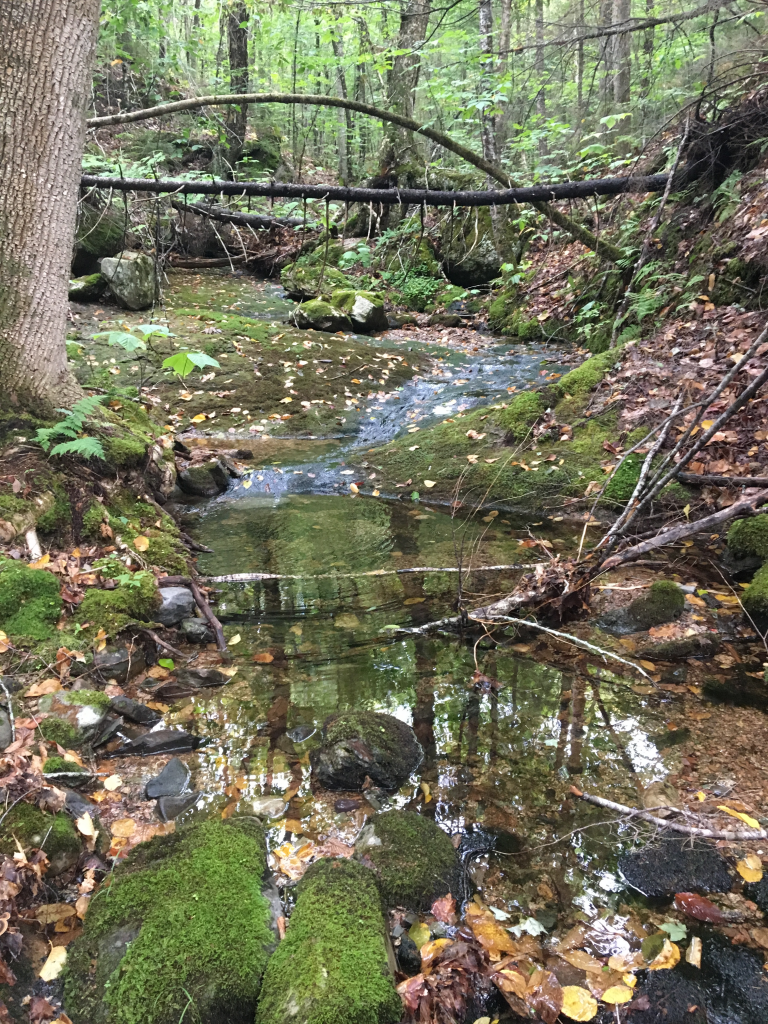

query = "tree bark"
479;0;497;165
380;0;432;174
224;0;249;169
535;0;546;141
613;0;632;106
331;12;354;184
0;0;99;415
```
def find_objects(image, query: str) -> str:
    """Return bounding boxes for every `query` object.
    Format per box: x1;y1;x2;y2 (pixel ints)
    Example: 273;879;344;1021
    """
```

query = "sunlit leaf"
560;986;598;1021
718;805;761;829
737;853;763;882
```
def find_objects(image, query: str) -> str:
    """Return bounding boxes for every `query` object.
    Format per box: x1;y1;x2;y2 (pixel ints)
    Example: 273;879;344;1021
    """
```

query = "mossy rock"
604;452;642;504
0;559;62;642
497;391;544;440
374;235;439;279
64;818;276;1024
75;572;160;637
329;289;388;333
102;436;147;467
0;802;81;876
291;299;353;334
69;273;107;302
743;563;768;623
626;581;685;630
440;207;516;287
255;858;401;1024
728;515;768;562
310;711;423;791
550;348;623;400
280;263;352;301
43;757;90;787
355;810;460;911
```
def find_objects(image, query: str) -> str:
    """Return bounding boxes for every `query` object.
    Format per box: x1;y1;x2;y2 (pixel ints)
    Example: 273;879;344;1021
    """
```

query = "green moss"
497;390;544;440
293;299;352;333
728;515;768;561
76;572;159;636
65;818;274;1024
0;559;62;641
65;689;111;712
39;718;80;748
743;563;768;617
356;811;459;911
43;756;88;776
627;580;685;629
604;452;642;504
36;484;72;535
256;858;401;1024
551;348;622;399
103;436;147;467
280;263;351;301
0;493;27;519
0;803;80;866
82;502;107;538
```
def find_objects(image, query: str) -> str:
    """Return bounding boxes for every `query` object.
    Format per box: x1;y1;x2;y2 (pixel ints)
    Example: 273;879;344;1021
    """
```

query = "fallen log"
677;472;768;487
171;199;308;229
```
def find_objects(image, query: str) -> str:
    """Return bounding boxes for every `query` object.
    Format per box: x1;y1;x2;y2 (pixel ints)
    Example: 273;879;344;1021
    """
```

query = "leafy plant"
162;351;221;381
339;243;372;270
35;395;107;460
93;323;174;352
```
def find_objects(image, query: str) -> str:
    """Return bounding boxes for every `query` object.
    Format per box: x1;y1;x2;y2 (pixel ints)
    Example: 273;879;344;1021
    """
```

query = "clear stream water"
169;274;675;921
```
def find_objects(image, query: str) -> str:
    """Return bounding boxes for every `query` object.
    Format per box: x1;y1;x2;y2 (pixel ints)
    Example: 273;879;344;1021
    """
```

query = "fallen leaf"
75;895;90;919
349;483;359;493
190;413;207;423
103;775;122;792
29;554;51;569
111;818;136;838
560;986;598;1021
420;937;452;970
602;985;633;1004
133;536;149;552
718;805;761;829
253;652;274;663
35;904;76;926
465;902;518;955
38;945;67;982
686;594;707;608
228;634;242;645
648;939;680;971
0;632;8;654
75;813;97;845
25;678;61;697
423;480;436;488
563;950;603;972
409;921;431;950
431;893;457;923
737;853;763;882
686;935;702;967
29;996;57;1021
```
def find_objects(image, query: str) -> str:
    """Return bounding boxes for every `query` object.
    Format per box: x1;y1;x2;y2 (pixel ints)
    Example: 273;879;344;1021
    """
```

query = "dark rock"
355;810;460;911
700;935;768;1023
146;757;191;799
396;934;422;975
112;729;201;757
151;680;198;701
235;449;254;460
626;580;685;630
286;725;316;743
156;586;195;627
704;667;768;709
73;202;125;275
310;710;423;791
618;837;732;897
90;714;124;749
110;696;161;726
94;645;146;685
64;789;97;819
65;819;277;1024
176;667;230;688
388;313;418;327
177;460;230;497
0;708;12;751
744;875;768;913
636;635;720;661
627;971;708;1024
179;618;214;644
427;313;462;327
0;676;22;693
334;798;362;812
155;792;201;822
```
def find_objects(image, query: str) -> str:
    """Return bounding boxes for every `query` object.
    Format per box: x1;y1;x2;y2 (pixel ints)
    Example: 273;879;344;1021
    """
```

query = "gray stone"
99;251;159;310
177;460;230;497
427;313;462;328
287;725;316;743
179;618;214;644
251;796;287;819
110;696;161;726
156;587;195;626
155;792;201;822
64;789;97;819
94;645;146;685
146;757;191;799
0;709;12;752
113;729;201;757
175;667;229;688
90;715;124;749
329;289;388;334
290;299;352;333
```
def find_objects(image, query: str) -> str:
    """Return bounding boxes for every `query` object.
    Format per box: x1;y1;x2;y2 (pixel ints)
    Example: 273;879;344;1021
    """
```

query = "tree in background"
0;0;101;414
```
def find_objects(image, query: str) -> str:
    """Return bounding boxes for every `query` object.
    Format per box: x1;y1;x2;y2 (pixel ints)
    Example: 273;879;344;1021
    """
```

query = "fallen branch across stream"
574;788;768;841
170;199;308;229
202;562;539;583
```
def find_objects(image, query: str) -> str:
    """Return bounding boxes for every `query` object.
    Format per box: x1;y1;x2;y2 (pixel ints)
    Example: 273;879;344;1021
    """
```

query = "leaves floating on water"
601;985;633;1004
465;902;518;955
431;893;457;924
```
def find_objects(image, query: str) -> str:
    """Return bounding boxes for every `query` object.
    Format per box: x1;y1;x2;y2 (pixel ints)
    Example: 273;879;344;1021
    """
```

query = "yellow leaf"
133;535;150;552
228;633;242;645
26;677;61;697
29;553;50;569
718;805;761;829
737;853;763;882
0;631;9;654
280;397;292;404
372;489;380;496
103;775;122;792
111;818;136;838
409;921;431;949
242;479;252;489
686;594;707;608
424;480;436;488
638;660;656;671
602;985;633;1004
75;894;90;919
146;701;170;712
648;939;680;971
75;812;97;839
563;950;603;972
465;903;518;955
420;937;452;967
190;413;207;423
39;945;67;982
696;791;706;802
349;483;359;493
560;986;598;1021
35;904;76;926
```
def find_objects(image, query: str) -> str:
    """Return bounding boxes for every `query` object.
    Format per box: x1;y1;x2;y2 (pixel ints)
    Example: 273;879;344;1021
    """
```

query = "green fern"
35;395;107;460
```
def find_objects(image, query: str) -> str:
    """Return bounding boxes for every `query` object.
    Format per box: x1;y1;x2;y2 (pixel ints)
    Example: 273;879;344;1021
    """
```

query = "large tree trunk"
0;0;99;415
224;0;249;170
380;0;432;175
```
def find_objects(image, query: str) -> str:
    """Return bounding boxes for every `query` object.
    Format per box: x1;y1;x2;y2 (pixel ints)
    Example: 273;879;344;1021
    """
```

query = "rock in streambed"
310;711;423;791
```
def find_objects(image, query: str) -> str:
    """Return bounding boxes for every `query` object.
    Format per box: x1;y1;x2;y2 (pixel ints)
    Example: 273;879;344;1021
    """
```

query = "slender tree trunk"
576;0;585;124
494;0;514;154
331;13;354;184
380;0;432;175
535;0;546;154
224;0;249;170
613;0;631;106
479;0;497;165
641;0;655;97
599;0;614;112
0;0;99;415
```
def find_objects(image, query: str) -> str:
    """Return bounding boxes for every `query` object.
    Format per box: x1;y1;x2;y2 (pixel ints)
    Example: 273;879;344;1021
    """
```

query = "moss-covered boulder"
626;581;685;630
310;711;423;791
440;207;514;287
0;802;81;876
255;858;401;1024
65;818;277;1024
68;273;107;302
75;571;160;636
0;559;62;642
743;563;768;624
100;251;158;311
291;299;353;334
728;515;768;562
280;263;351;301
330;289;388;334
355;811;460;911
38;689;110;748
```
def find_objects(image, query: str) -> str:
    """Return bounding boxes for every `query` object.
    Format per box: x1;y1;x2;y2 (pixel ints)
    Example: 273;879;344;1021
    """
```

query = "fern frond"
49;437;106;460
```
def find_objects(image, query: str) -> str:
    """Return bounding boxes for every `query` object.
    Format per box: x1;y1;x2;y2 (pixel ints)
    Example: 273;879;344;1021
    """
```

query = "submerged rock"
156;586;195;626
290;299;352;333
255;858;401;1024
100;251;159;310
176;666;230;688
110;695;161;726
355;810;460;911
310;711;423;791
626;581;685;629
112;729;201;757
155;792;201;822
177;459;230;497
65;818;277;1024
618;836;732;897
251;796;287;819
179;617;214;644
145;757;191;799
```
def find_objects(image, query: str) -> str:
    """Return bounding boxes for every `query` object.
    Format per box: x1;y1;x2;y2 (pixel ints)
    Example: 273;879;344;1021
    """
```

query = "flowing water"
163;272;677;921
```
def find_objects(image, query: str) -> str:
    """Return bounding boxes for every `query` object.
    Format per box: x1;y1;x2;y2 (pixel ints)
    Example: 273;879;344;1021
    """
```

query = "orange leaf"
25;678;61;697
110;818;136;838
